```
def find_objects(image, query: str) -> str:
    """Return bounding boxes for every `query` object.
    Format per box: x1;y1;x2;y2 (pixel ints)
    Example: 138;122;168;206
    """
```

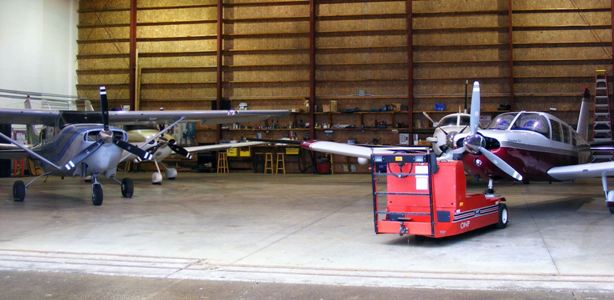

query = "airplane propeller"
167;139;192;159
452;81;523;181
64;87;152;170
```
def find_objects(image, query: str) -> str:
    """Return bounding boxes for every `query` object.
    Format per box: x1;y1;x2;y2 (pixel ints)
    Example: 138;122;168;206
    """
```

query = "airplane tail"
576;88;590;141
83;99;95;111
23;97;39;145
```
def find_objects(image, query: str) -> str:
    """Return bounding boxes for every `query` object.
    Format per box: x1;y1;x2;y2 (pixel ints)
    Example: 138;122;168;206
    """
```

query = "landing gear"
151;172;163;185
609;206;614;214
121;178;134;198
165;167;177;180
92;183;103;206
496;204;508;229
13;180;25;202
151;159;163;185
484;177;495;197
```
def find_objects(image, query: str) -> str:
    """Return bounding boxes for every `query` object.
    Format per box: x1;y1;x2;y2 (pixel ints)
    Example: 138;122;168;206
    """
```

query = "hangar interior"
1;0;614;298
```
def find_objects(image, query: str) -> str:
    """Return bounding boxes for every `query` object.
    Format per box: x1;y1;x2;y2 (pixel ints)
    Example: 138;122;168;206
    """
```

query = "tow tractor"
371;151;508;238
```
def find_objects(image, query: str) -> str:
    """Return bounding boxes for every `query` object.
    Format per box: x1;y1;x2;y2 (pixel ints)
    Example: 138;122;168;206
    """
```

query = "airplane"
259;82;614;214
422;111;470;156
0;86;288;205
122;125;263;184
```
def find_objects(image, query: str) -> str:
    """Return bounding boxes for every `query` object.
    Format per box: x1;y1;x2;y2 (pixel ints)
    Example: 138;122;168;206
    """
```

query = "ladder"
591;70;614;162
593;70;612;143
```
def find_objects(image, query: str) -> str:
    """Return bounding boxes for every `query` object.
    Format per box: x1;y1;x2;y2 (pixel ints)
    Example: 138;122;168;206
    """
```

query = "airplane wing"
299;140;429;161
0;148;29;160
0;108;60;125
547;161;614;181
108;110;289;125
185;141;265;153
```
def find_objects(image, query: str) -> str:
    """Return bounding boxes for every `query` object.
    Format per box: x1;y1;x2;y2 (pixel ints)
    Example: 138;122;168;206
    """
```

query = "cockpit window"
438;116;457;127
487;113;518;130
561;125;570;144
510;113;550;138
550;119;563;142
459;116;470;126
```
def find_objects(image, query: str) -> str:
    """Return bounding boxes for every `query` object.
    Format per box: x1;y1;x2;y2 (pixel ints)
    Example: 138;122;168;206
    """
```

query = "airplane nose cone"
463;134;484;154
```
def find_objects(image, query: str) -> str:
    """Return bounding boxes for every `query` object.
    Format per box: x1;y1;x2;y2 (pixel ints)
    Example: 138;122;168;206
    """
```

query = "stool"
326;153;334;175
217;152;229;173
275;153;286;174
263;152;274;174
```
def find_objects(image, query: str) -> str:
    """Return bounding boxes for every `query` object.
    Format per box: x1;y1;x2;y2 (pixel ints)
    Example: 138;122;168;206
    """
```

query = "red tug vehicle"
371;151;508;238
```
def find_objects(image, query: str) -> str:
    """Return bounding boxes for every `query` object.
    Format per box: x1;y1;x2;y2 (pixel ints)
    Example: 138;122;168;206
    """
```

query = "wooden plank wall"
77;0;614;148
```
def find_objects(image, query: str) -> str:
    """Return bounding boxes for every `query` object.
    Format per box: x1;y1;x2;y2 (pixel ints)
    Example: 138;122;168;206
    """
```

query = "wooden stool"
217;152;229;173
263;152;274;174
275;153;286;174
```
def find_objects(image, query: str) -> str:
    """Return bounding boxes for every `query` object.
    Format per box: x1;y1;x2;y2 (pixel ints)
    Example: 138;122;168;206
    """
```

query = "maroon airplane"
272;82;614;213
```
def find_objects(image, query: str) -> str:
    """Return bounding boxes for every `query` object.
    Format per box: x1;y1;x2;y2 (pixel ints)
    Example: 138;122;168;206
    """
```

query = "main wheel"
151;172;163;185
166;168;177;180
496;203;508;229
13;180;26;202
609;205;614;214
121;178;134;198
92;184;103;206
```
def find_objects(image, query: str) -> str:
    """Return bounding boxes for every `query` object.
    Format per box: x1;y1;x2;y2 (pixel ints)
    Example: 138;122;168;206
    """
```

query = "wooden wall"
77;0;613;148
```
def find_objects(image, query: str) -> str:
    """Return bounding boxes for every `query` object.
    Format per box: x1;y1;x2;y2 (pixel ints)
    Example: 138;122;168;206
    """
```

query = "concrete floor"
0;172;613;298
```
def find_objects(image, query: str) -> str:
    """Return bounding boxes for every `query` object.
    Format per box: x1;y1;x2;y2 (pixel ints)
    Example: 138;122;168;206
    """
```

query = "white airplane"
122;126;263;184
423;111;470;156
268;82;614;214
0;86;288;205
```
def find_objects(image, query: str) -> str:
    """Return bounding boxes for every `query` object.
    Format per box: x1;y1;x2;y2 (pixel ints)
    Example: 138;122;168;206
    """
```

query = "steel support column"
406;0;414;144
129;0;137;110
216;0;224;141
507;0;515;110
309;0;316;140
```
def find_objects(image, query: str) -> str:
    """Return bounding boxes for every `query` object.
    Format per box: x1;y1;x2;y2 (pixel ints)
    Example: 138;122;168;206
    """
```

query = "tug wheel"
496;204;508;229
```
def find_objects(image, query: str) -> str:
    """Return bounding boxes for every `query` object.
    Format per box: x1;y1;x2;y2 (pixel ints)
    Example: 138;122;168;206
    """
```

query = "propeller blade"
470;81;481;135
64;140;105;171
99;86;110;131
167;140;193;159
113;139;153;161
478;147;523;181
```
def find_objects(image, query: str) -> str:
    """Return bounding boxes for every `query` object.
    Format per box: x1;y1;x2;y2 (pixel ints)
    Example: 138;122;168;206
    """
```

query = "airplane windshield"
510;113;550;138
439;116;457;127
487;113;518;130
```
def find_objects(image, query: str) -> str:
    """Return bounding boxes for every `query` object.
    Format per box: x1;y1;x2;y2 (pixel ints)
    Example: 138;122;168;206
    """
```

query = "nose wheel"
92;183;103;206
121;178;134;198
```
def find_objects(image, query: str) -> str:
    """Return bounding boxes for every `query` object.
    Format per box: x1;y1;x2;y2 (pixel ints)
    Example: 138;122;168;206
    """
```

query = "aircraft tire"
92;184;103;206
121;178;134;198
609;205;614;214
496;204;508;229
13;180;25;202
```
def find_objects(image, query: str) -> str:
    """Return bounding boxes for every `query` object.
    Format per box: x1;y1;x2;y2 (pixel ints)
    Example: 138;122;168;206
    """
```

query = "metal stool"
217;152;229;173
275;153;286;174
263;152;274;174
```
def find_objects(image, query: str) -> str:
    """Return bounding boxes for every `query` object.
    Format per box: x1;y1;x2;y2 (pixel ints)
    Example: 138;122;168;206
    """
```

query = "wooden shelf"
318;13;406;21
512;8;610;14
318;30;407;37
228;96;307;101
141;67;217;73
414;59;507;65
412;10;506;17
318;46;407;53
319;95;407;100
225;17;309;24
225;64;310;71
141;97;217;102
224;32;309;39
513;25;611;31
413;27;506;34
223;48;309;55
223;1;308;7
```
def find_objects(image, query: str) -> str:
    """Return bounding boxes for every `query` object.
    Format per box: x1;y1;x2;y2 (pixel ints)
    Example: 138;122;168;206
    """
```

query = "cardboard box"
330;100;338;112
285;147;300;155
